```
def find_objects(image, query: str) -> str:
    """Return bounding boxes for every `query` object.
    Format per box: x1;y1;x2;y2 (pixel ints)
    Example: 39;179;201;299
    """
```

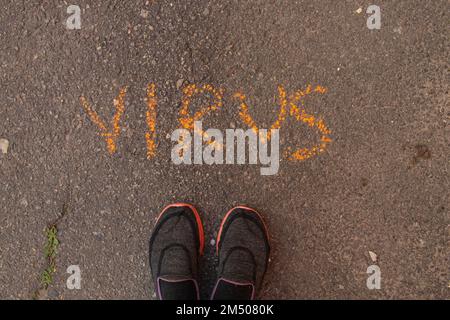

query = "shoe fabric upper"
149;204;270;300
149;205;201;299
216;207;270;297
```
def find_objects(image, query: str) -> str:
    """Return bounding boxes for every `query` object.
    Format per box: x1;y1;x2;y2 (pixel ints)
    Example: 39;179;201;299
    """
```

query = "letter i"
146;83;157;159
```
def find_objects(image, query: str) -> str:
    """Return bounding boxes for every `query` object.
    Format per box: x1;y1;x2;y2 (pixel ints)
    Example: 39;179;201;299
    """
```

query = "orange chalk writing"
286;84;331;161
234;84;332;161
80;87;128;154
178;84;224;148
145;83;157;159
234;86;288;143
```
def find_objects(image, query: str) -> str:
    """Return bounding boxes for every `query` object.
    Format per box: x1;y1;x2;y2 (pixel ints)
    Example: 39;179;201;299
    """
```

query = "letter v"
80;87;128;154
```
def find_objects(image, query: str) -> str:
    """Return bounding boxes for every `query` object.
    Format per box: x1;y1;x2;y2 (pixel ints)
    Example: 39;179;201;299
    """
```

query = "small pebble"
0;138;9;154
393;27;402;34
176;79;184;90
140;9;149;18
368;251;377;262
47;288;59;299
20;198;28;208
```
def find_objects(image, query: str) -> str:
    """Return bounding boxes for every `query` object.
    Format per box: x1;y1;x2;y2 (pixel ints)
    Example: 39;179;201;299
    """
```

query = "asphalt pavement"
0;0;448;299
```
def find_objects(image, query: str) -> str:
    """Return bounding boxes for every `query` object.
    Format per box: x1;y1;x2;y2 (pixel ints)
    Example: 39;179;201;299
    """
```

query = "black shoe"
149;203;204;300
212;206;270;300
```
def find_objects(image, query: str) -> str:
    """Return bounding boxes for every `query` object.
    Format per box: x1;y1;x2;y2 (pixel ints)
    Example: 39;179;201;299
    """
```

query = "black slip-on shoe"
149;203;204;300
212;206;270;300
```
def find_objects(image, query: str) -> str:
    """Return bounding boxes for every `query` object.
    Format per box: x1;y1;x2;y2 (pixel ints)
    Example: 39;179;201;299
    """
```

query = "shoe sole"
157;203;205;256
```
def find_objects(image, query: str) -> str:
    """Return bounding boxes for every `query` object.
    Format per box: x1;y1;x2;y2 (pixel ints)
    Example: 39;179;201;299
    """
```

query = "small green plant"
40;267;54;288
39;225;59;289
32;190;70;299
44;226;59;260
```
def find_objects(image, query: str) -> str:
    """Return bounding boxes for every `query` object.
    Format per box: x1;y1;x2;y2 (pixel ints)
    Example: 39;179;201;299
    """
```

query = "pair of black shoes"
149;203;270;300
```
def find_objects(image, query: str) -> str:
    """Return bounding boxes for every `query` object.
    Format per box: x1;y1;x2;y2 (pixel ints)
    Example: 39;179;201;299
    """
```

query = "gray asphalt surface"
0;0;448;299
